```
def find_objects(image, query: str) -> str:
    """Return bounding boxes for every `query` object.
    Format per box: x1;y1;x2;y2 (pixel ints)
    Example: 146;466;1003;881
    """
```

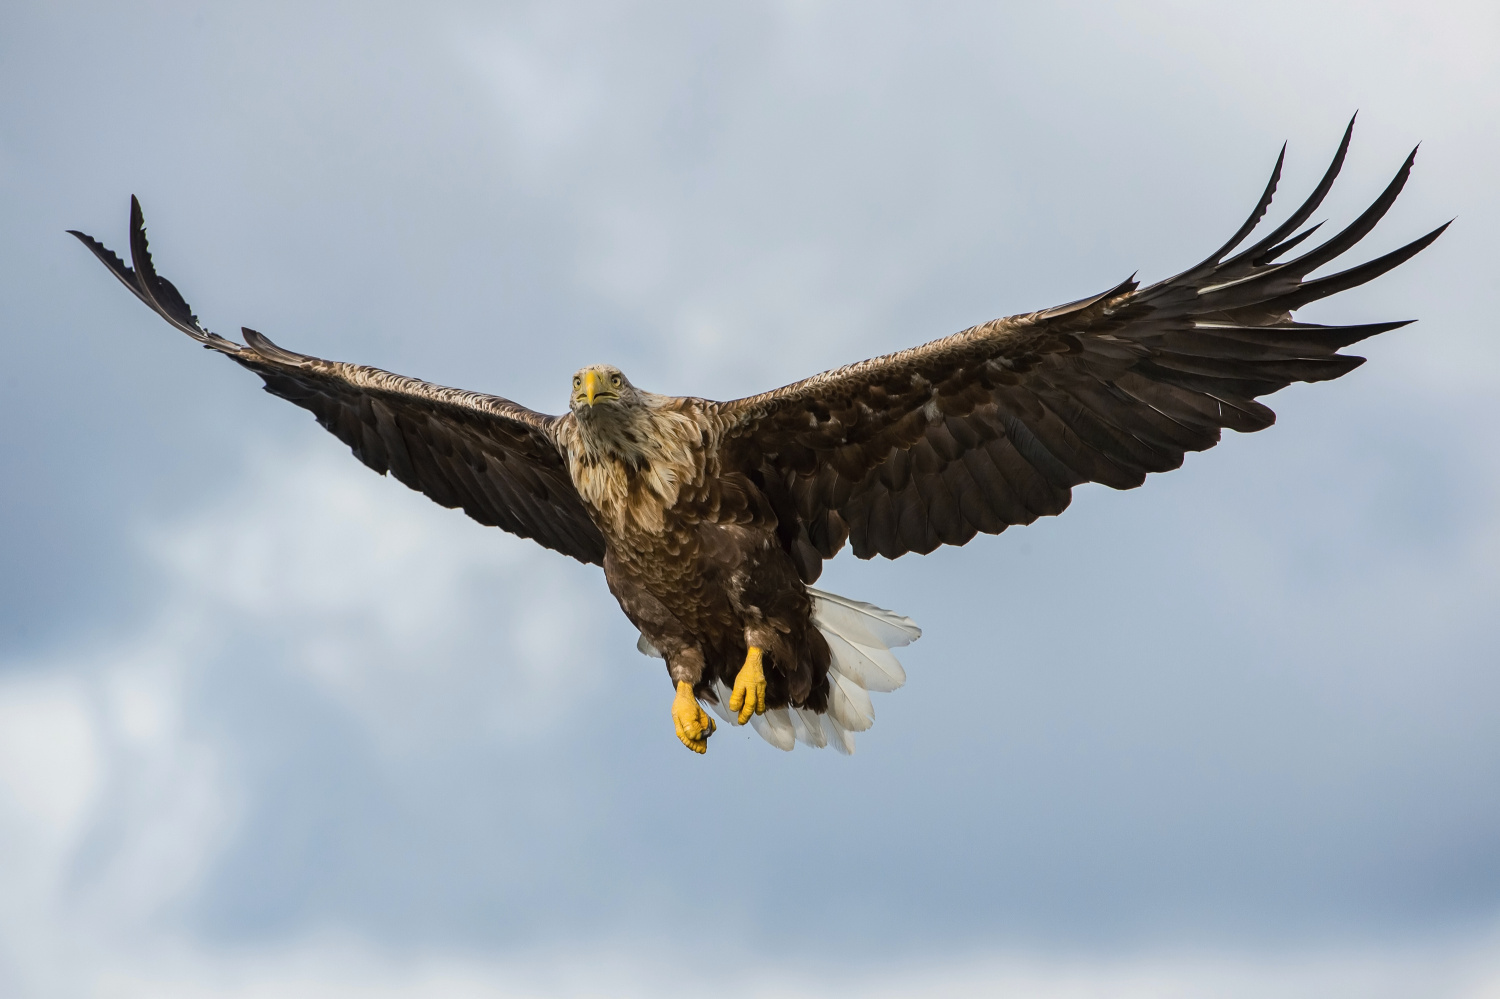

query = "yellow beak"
584;369;600;405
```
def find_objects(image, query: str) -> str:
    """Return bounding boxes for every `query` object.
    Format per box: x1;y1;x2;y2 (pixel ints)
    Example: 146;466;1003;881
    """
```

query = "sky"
2;1;1499;995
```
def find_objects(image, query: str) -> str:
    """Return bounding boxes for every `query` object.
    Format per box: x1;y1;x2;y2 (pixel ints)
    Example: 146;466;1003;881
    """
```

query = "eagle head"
569;364;642;414
563;363;704;520
568;364;654;463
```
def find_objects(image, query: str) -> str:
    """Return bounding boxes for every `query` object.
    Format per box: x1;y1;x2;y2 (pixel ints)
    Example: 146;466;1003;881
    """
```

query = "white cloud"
143;443;612;749
0;678;100;838
25;933;1500;999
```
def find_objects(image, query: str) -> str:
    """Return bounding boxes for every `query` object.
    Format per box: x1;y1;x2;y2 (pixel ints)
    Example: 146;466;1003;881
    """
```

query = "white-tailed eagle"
72;120;1444;754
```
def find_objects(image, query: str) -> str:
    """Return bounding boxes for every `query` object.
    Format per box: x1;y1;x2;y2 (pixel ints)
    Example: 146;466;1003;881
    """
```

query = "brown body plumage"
557;379;833;714
71;118;1446;753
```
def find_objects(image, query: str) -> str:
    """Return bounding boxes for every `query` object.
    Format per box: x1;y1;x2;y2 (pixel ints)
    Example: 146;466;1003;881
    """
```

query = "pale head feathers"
559;365;707;535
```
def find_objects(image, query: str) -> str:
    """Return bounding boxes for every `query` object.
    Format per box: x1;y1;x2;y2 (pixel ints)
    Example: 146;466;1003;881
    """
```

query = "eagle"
72;120;1444;755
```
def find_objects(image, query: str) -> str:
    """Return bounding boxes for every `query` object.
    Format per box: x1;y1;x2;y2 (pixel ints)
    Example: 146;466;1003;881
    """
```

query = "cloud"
147;444;610;749
19;930;1500;998
5;0;1500;992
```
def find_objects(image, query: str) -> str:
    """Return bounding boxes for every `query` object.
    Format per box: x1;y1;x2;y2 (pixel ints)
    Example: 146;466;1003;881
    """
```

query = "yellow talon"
729;646;767;726
672;680;715;753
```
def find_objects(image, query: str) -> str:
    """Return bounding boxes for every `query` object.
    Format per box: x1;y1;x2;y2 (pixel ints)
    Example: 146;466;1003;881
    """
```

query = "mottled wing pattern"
714;119;1446;579
71;198;607;565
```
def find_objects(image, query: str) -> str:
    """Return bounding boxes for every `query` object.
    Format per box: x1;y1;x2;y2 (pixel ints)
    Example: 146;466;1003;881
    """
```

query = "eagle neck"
563;399;707;536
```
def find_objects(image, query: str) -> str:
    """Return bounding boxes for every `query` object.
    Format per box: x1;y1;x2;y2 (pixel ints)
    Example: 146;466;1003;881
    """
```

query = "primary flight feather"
72;119;1444;754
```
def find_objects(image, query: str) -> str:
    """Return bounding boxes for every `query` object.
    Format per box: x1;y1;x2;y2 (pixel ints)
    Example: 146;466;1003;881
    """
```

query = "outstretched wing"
714;118;1447;580
71;198;607;565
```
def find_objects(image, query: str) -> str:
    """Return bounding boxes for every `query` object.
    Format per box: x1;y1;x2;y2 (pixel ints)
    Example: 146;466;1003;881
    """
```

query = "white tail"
637;589;920;754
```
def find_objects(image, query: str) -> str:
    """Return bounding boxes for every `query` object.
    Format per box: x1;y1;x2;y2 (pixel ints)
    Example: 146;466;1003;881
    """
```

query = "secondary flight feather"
73;118;1444;754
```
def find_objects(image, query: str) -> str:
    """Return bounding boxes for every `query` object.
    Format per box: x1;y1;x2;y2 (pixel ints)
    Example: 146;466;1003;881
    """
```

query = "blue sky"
2;1;1499;995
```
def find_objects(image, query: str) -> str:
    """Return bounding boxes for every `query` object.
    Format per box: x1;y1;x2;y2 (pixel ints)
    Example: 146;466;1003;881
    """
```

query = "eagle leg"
729;646;768;725
672;681;716;754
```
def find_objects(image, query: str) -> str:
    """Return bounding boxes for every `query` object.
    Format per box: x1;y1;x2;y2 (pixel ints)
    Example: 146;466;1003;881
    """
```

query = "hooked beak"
577;370;620;408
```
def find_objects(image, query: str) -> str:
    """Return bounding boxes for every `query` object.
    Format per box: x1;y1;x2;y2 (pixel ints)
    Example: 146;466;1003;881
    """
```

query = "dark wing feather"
71;198;606;565
713;120;1446;580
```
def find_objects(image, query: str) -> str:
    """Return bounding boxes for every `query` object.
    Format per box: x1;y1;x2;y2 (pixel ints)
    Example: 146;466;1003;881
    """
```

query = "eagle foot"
672;680;715;754
729;646;767;725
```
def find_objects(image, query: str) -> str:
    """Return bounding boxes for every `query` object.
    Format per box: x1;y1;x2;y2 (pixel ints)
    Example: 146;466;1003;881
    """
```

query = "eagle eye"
573;376;582;387
611;374;622;387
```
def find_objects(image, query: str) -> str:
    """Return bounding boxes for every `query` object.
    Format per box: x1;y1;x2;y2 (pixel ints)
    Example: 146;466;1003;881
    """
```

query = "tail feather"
802;588;916;752
827;671;875;732
807;588;921;648
750;707;796;751
820;713;856;755
791;708;828;749
822;631;907;693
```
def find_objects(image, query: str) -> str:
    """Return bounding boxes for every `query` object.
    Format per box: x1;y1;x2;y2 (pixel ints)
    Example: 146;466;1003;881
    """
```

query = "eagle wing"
713;120;1447;579
71;198;607;565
